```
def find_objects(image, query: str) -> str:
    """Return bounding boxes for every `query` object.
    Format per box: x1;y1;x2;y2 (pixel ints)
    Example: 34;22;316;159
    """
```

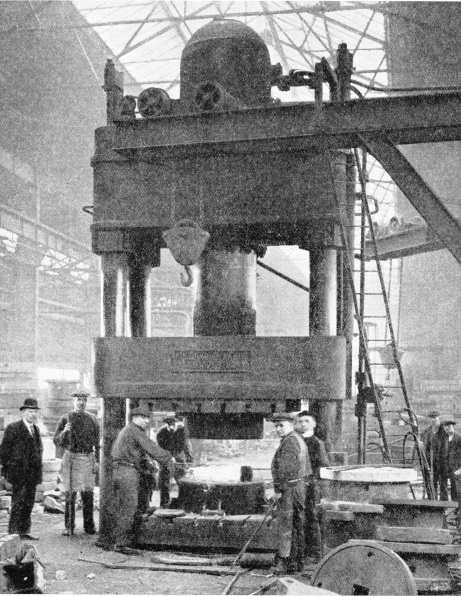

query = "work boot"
82;490;96;534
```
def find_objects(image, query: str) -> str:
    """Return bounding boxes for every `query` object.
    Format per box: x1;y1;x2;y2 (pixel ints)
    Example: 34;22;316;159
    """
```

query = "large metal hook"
180;265;193;287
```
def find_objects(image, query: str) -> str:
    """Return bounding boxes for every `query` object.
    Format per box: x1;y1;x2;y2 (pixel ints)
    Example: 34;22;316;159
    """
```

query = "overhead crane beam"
114;91;461;158
360;133;461;266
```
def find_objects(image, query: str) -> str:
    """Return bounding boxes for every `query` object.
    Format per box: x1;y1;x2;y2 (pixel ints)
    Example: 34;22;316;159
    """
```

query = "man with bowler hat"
0;398;43;540
54;390;100;536
439;420;461;501
156;415;193;507
270;412;311;574
111;404;175;552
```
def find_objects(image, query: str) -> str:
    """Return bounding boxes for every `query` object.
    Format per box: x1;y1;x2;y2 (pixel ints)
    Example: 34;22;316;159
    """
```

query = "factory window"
0;228;18;253
0;147;13;172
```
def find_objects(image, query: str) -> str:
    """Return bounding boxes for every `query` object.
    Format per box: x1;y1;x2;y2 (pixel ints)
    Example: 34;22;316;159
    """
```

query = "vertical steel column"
343;153;356;403
309;249;337;336
129;258;152;338
310;43;354;453
309;248;337;453
99;252;129;547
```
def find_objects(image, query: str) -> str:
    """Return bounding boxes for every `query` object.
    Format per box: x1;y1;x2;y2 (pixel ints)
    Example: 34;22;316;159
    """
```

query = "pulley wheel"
311;541;418;595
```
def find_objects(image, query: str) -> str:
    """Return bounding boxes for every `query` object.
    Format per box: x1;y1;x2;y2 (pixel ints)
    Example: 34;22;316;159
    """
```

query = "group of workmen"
0;395;328;573
420;410;461;501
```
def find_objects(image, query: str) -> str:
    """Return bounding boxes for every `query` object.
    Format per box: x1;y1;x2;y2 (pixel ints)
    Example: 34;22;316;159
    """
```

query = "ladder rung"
363;315;388;318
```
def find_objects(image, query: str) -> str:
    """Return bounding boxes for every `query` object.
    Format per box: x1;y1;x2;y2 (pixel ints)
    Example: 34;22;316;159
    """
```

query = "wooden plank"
325;511;355;522
375;526;452;544
337;502;384;514
415;578;453;593
372;499;456;509
349;540;461;555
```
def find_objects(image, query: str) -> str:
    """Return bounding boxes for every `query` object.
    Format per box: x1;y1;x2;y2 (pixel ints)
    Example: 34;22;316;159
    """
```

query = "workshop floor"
22;453;309;595
29;503;299;595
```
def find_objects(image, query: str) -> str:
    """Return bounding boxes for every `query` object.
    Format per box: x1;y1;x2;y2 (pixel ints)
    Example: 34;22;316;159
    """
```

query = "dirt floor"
28;508;282;595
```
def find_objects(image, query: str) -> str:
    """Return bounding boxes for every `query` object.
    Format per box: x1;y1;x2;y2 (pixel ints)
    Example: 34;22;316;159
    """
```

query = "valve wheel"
195;83;222;111
138;87;171;117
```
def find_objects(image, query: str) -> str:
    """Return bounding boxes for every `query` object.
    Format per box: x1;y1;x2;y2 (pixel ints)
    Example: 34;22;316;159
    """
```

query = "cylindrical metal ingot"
194;248;256;336
178;479;266;515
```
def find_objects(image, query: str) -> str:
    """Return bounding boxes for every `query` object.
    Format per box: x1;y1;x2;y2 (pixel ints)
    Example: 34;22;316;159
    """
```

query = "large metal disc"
310;541;418;595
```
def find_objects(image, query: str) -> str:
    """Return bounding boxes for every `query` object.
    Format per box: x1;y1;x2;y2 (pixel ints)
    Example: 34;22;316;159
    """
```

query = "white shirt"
23;419;35;437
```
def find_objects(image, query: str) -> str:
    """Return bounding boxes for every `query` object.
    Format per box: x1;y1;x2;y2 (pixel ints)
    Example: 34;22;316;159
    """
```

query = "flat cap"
443;419;457;426
130;405;152;418
163;415;180;423
270;412;296;423
71;390;90;398
426;410;440;418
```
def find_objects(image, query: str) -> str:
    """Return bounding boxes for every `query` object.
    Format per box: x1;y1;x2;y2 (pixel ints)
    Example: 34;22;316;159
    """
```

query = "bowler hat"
427;410;440;418
20;398;40;411
130;405;152;419
443;419;457;426
270;412;296;423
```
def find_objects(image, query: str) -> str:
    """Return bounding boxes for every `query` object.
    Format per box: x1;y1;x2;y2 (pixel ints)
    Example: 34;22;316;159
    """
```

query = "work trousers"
423;467;441;499
9;482;37;535
440;472;460;501
64;490;95;533
276;481;306;572
305;479;322;560
159;456;187;507
112;466;141;547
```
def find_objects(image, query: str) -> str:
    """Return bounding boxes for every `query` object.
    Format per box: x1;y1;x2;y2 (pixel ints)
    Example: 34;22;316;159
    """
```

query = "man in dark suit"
420;410;444;499
438;420;461;501
296;410;330;565
0;398;43;540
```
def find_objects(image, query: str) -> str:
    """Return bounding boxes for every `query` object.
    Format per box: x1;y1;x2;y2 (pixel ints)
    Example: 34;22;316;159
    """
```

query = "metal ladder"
327;148;434;498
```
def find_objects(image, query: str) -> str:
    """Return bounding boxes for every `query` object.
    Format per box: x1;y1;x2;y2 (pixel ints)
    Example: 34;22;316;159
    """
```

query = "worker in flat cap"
270;412;311;574
0;398;43;540
420;410;444;499
438;420;461;501
54;390;100;536
110;405;175;552
156;414;193;507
